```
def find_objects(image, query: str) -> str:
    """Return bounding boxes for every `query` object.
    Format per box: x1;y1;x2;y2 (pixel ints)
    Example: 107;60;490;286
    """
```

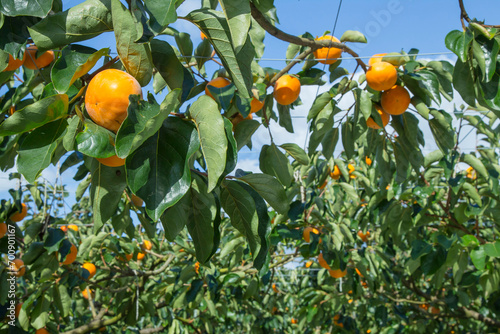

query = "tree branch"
250;2;367;73
61;314;123;334
458;0;500;28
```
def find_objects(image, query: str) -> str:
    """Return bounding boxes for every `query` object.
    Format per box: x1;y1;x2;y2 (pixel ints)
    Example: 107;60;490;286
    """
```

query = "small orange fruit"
291;318;298;324
381;85;411;115
67;224;79;232
368;53;388;66
10;203;27;222
357;230;368;242
272;283;279;293
329;268;347;278
318;180;328;189
318;253;331;270
348;164;356;179
23;46;55;70
0;223;7;238
250;97;264;113
273;74;301;105
303;226;320;243
130;194;143;207
3;54;24;72
366;105;390;129
305;260;313;268
365;157;372;166
231;113;253;130
430;306;440;314
82;262;96;279
85;69;142;133
60;226;68;232
355;268;364;277
141;240;152;251
205;77;231;99
366;61;398;91
97;155;125;167
125;254;133;261
15;303;22;317
330;165;341;180
466;166;477;180
61;244;78;265
194;261;200;274
11;258;25;277
35;329;49;334
81;288;94;300
313;35;342;65
136;252;146;261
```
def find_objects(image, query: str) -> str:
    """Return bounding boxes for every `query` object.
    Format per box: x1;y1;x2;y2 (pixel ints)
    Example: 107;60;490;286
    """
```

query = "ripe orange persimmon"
366;61;398;91
273;74;301;105
368;53;387;66
305;260;313;268
357;230;369;242
329;268;347;278
466;166;476;180
365;157;372;166
0;223;7;238
81;288;94;300
67;224;79;232
381;85;411;115
3;54;24;72
250;97;264;113
85;69;142;133
23;46;54;70
60;226;68;232
303;226;320;243
61;244;78;265
82;262;96;279
272;283;279;293
366;106;390;129
35;329;49;334
10;203;27;222
291;318;298;324
141;240;152;251
12;258;25;277
318;253;331;270
313;35;342;65
205;77;231;99
97;155;125;167
194;261;200;274
330;165;341;180
136;252;146;261
15;303;22;317
348;164;356;179
130;194;144;207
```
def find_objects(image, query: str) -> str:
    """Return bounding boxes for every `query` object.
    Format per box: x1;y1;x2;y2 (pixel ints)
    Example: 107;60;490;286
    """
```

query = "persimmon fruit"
313;35;342;65
381;85;411;115
366;61;398;91
23;46;55;70
61;244;78;265
205;77;231;99
273;74;301;105
366;105;390;129
85;69;142;133
10;203;27;222
3;54;24;72
97;155;125;167
82;262;96;279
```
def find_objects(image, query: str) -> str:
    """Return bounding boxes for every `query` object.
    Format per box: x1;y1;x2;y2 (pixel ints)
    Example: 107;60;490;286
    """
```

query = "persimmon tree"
0;0;500;333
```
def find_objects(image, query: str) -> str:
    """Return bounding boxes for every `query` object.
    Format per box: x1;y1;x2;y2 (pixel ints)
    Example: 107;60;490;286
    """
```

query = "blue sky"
1;0;498;213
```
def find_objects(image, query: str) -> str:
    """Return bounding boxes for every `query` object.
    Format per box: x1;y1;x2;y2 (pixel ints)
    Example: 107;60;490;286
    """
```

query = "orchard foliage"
0;0;500;333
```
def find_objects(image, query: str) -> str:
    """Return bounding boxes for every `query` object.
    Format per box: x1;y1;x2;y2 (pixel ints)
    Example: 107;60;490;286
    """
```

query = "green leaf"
471;247;486;271
126;117;200;221
75;120;116;159
453;58;476;106
462;182;482;206
43;228;65;253
0;0;52;17
189;95;228;192
308;92;332;122
53;284;71;318
51;45;108;94
195;38;213;69
321;127;339;160
0;94;68;136
259;143;293;187
116;91;181;158
143;0;177;34
89;160;127;232
175;32;193;65
28;0;113;50
219;117;238;183
445;30;473;62
280;143;309;165
429;109;456;154
185;175;219;263
221;180;269;269
111;0;153;86
421;246;447;275
484;242;500;258
30;293;51;329
341;118;355;159
238;173;289;214
233;119;260;150
218;0;251;52
17;119;67;183
277;103;293;133
340;30;367;43
150;39;195;103
186;9;254;98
